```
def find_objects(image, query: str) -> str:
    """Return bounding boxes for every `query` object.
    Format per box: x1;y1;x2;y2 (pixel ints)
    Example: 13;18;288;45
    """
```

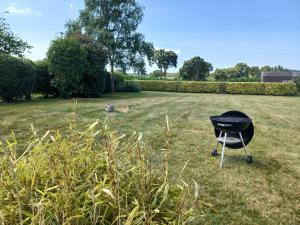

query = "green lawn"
0;92;299;225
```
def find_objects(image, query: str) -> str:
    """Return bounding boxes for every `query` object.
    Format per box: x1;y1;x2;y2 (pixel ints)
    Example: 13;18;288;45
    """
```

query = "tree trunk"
196;68;199;81
110;63;115;93
163;68;167;76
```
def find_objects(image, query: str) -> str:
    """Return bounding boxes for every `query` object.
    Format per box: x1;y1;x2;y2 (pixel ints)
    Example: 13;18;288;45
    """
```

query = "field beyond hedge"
0;92;299;224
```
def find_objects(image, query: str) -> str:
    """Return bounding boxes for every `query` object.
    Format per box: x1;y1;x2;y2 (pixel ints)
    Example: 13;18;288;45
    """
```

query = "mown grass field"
0;92;299;225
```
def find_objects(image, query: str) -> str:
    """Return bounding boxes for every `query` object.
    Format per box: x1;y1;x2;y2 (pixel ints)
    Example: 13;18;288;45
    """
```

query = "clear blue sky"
1;0;300;72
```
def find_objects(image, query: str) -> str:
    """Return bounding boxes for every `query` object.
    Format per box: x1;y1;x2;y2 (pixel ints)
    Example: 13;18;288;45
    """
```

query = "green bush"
294;78;300;93
47;38;86;98
47;35;108;98
150;70;165;77
104;73;146;92
121;82;141;92
0;54;35;102
34;59;57;97
105;72;125;92
78;42;107;97
0;122;194;224
129;80;297;96
228;76;261;82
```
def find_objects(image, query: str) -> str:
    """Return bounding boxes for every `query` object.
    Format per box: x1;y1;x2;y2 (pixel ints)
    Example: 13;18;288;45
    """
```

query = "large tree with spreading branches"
66;0;154;92
180;56;212;81
153;49;178;75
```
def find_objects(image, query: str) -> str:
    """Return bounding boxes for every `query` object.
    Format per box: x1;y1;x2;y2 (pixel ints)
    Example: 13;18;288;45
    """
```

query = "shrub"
294;78;300;93
105;72;125;92
0;54;35;102
47;38;86;98
150;69;165;77
34;59;57;97
227;76;261;82
224;82;297;95
78;42;107;97
121;82;141;92
129;80;297;96
0;121;194;224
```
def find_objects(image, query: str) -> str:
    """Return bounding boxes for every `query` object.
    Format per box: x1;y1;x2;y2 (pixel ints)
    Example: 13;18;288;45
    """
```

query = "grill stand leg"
215;131;223;150
220;132;227;169
239;132;250;157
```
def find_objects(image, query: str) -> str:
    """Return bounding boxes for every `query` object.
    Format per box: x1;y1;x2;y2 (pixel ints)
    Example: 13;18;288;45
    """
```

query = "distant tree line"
149;59;292;83
210;63;291;82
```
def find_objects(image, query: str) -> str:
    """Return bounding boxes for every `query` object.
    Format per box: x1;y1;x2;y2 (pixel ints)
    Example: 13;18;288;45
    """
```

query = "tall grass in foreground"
0;120;195;224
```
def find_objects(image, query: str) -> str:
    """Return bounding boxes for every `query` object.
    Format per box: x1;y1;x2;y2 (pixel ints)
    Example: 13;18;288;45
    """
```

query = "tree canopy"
0;53;35;102
66;0;154;91
154;49;178;75
179;56;212;81
34;59;57;97
47;38;86;97
0;17;32;57
211;63;261;81
47;33;108;98
211;63;291;81
261;65;290;72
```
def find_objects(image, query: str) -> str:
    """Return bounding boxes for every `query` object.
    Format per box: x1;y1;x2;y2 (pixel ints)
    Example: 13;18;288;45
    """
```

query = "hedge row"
126;80;297;96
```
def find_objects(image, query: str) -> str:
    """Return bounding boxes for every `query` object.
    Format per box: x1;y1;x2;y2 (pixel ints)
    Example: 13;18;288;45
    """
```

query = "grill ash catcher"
210;111;254;169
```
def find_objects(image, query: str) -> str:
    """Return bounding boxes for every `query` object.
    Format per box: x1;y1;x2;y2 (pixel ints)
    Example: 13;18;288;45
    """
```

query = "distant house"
261;71;300;82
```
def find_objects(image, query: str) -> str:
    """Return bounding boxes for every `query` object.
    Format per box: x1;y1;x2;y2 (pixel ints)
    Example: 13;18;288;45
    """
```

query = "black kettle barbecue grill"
210;111;254;168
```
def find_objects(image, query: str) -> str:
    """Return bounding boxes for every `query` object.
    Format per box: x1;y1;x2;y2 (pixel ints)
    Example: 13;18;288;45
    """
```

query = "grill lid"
211;111;254;149
210;116;252;124
210;115;252;133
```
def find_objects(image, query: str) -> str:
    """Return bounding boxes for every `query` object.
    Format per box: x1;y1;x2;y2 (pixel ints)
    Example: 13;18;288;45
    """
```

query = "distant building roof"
261;71;300;82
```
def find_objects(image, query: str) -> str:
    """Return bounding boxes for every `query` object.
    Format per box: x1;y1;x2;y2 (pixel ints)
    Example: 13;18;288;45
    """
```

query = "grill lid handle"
217;123;232;127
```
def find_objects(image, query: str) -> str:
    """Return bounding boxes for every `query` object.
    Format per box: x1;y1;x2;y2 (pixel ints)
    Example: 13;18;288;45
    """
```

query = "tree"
0;54;35;102
179;56;212;81
150;70;164;77
211;63;293;82
0;17;32;57
34;59;57;97
69;0;154;92
47;38;86;98
261;65;290;72
235;63;251;78
154;49;178;75
249;66;260;79
212;63;260;81
76;34;108;97
132;60;147;75
211;69;225;81
47;33;108;98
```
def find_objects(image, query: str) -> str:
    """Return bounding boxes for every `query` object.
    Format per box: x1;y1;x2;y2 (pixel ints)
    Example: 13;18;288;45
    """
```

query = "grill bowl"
212;111;254;149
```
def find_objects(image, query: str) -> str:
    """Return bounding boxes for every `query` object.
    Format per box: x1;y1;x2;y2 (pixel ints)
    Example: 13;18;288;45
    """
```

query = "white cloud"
6;5;32;14
70;3;74;9
6;4;42;16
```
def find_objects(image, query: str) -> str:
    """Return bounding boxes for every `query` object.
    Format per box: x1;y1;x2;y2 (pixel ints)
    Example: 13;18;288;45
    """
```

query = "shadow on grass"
212;154;283;172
